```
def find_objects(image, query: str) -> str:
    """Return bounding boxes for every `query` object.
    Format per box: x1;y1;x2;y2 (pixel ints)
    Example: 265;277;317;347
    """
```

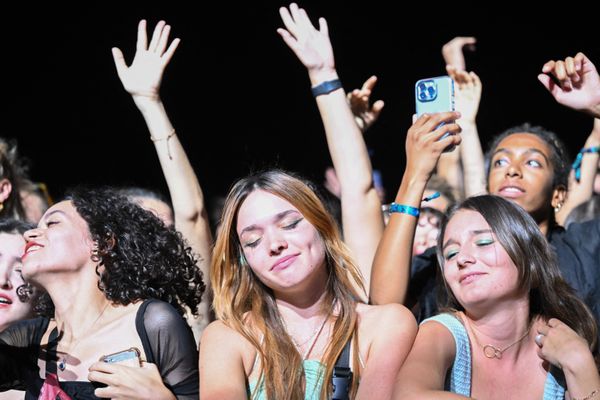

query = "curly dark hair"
47;186;205;317
0;138;29;220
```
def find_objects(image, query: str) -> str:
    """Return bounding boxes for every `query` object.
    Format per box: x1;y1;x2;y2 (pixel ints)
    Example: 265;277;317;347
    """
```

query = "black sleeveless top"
0;299;199;399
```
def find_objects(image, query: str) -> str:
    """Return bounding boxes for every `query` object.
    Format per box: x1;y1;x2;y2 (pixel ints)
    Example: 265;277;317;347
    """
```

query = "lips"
270;254;299;271
497;184;526;199
22;241;44;260
0;293;13;306
459;272;486;284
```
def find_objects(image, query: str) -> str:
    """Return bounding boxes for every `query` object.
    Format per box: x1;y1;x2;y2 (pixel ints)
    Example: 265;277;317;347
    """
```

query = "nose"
0;263;12;289
24;228;41;242
268;231;288;255
456;250;476;269
505;164;522;178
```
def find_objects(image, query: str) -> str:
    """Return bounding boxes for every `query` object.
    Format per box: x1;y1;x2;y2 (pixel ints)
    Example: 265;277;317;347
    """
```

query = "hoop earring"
16;283;34;303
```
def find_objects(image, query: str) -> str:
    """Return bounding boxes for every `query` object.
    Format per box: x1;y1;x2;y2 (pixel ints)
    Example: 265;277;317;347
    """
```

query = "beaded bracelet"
571;145;600;182
311;79;343;97
150;129;176;160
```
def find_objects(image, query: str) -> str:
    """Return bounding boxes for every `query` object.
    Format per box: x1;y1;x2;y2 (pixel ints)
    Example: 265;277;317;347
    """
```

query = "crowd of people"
1;3;599;399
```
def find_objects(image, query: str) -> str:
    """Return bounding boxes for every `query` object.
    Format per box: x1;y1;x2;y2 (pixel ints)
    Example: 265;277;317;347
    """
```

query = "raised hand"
112;20;180;102
538;52;600;118
347;75;385;132
446;65;482;123
442;36;476;71
277;3;335;80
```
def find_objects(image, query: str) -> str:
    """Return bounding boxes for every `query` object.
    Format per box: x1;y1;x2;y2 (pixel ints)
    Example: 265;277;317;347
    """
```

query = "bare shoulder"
199;319;258;373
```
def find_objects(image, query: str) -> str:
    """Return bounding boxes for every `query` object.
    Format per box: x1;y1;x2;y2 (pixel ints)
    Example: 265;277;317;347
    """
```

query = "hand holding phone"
100;347;142;368
415;75;456;152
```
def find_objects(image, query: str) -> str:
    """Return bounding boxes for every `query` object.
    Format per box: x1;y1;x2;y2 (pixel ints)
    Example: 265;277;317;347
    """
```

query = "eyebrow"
492;147;550;164
41;210;67;224
442;229;493;250
239;210;300;236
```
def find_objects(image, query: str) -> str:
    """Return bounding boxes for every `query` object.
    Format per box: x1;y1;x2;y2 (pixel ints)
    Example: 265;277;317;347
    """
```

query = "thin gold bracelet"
572;388;600;400
150;129;176;160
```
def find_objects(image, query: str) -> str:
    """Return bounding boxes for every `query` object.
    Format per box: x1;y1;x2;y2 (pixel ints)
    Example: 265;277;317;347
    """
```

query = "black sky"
5;3;599;205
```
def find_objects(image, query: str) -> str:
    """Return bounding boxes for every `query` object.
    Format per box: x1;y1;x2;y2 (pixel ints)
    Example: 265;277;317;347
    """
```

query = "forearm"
437;147;462;200
370;173;428;304
561;350;600;400
459;120;487;197
311;70;384;289
556;121;600;225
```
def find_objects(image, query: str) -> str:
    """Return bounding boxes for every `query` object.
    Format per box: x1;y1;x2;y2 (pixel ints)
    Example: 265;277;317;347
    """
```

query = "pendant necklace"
466;317;530;360
57;301;110;371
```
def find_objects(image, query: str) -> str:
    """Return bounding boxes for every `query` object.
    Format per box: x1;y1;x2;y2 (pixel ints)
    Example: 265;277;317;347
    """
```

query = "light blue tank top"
423;313;566;399
248;359;325;400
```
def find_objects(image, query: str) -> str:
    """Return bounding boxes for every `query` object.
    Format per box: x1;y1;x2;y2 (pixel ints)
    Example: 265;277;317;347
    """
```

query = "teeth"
27;245;42;253
0;298;11;304
503;187;522;192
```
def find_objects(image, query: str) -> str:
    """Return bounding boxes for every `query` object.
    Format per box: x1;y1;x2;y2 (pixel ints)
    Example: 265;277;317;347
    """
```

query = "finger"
89;361;119;373
362;75;378;91
574;52;587;71
372;100;385;115
111;48;128;79
298;8;316;32
318;17;329;37
289;3;302;26
136;20;148;51
537;73;555;93
432;122;462;142
537;325;549;336
553;60;567;82
279;7;299;38
162;38;180;65
88;370;118;386
422;112;461;133
470;71;481;87
277;28;300;53
95;385;119;399
564;56;576;76
148;20;166;52
156;24;171;55
458;36;477;46
541;60;555;74
547;318;561;328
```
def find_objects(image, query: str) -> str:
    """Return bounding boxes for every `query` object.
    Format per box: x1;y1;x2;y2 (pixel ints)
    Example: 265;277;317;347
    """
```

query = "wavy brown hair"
211;170;364;400
436;195;597;350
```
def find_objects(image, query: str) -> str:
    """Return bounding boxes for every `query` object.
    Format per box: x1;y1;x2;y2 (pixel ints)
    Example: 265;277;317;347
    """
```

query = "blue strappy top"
247;359;325;400
423;313;566;399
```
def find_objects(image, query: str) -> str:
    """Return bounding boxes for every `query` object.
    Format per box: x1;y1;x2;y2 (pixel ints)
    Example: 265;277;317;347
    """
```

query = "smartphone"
415;75;455;151
100;347;142;368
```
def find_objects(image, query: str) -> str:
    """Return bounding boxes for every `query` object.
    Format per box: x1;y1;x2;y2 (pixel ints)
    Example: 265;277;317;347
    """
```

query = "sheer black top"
0;299;199;399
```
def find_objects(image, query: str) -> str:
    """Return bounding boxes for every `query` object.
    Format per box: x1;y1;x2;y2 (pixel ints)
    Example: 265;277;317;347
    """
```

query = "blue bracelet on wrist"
571;145;600;182
311;79;343;97
389;203;420;217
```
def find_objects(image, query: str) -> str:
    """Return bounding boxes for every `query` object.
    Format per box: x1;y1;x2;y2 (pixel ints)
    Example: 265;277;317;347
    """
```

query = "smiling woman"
200;169;417;400
393;195;599;399
0;187;204;399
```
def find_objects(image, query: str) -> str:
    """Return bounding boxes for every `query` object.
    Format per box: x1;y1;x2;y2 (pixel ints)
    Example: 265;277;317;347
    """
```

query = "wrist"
308;68;338;86
133;95;162;112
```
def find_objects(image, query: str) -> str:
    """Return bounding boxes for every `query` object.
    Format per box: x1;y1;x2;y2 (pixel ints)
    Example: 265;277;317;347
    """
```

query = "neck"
44;268;109;338
273;262;330;314
464;300;532;359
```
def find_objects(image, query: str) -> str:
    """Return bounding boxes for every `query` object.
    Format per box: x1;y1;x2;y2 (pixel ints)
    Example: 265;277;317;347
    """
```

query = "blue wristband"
311;79;343;97
389;203;420;217
571;146;600;182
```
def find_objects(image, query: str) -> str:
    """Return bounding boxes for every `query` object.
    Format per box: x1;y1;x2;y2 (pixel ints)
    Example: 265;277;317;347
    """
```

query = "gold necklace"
57;301;110;371
466;318;530;360
285;315;328;360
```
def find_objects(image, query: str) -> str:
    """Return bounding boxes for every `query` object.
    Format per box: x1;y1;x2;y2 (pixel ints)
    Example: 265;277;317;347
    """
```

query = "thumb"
111;47;128;79
537;73;554;93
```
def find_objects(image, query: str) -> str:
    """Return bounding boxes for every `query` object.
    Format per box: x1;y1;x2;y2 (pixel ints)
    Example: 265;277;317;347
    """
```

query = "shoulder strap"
332;338;352;400
45;327;59;376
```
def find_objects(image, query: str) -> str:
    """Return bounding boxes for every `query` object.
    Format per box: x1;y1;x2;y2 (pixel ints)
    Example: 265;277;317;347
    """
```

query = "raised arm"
370;112;461;304
112;20;212;336
442;36;476;71
447;65;486;197
538;53;600;224
277;3;383;293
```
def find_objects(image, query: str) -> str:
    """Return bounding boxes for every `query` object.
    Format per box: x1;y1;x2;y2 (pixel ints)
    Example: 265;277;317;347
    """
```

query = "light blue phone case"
415;75;455;151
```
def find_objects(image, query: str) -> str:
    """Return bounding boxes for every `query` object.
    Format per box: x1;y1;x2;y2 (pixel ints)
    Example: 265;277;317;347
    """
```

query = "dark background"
5;3;599;207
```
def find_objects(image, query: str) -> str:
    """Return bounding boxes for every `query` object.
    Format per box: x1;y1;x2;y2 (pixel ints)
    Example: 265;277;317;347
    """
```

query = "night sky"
5;3;598;207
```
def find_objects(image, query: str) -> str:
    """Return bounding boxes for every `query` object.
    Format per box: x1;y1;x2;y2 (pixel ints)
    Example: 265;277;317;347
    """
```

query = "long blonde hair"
211;170;365;399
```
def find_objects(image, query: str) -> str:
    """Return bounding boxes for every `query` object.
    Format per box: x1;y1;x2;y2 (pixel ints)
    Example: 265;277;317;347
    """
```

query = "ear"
551;185;567;210
0;178;12;202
